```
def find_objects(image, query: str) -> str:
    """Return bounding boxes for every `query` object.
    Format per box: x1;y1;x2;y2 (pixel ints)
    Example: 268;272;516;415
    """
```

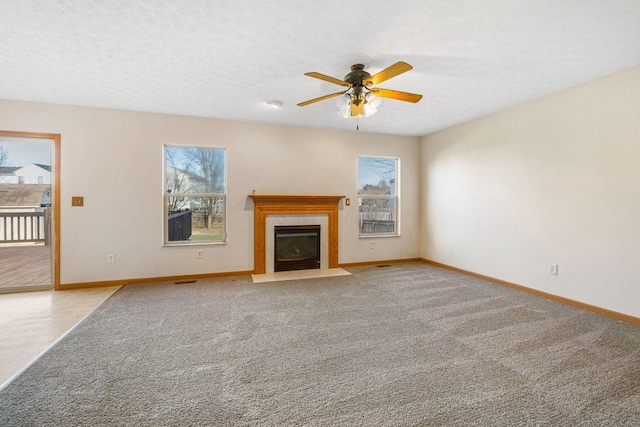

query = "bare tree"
0;143;9;167
360;179;392;209
361;157;395;185
185;147;224;193
184;147;225;229
165;146;194;212
359;180;390;196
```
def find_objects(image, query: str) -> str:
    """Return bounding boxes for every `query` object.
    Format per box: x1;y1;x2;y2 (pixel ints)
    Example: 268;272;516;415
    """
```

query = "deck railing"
0;211;49;244
359;207;396;234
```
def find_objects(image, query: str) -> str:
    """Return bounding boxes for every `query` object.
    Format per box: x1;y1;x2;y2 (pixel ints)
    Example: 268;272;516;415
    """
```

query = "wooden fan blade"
370;88;422;103
297;91;347;107
304;72;350;87
365;61;413;86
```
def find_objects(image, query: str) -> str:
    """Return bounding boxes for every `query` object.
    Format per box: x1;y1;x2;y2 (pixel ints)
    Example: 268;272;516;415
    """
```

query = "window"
358;156;399;236
164;145;226;245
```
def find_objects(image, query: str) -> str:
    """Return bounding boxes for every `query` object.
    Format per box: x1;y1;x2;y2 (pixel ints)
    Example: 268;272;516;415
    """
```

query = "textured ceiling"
1;0;639;136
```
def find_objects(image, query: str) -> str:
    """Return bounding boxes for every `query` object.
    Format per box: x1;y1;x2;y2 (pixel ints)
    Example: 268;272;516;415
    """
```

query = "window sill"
163;241;227;247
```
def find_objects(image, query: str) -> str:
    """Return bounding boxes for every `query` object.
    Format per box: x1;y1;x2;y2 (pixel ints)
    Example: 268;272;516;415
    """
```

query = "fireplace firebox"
274;225;321;272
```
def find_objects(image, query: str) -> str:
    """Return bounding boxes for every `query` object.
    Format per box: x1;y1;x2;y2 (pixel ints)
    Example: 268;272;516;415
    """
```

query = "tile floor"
0;285;121;388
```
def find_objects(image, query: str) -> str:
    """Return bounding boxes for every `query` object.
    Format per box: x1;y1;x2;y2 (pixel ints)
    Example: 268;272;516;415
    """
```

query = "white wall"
0;99;420;284
421;65;640;318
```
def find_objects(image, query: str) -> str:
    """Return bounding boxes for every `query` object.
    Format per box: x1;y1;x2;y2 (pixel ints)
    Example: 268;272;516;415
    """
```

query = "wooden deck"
0;244;51;290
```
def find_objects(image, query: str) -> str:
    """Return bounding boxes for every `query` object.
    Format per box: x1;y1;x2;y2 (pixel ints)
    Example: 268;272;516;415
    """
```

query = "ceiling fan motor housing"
344;64;371;85
345;64;371;106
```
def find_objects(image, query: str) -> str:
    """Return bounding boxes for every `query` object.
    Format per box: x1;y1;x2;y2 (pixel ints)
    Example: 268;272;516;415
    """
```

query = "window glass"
164;145;226;244
358;156;399;236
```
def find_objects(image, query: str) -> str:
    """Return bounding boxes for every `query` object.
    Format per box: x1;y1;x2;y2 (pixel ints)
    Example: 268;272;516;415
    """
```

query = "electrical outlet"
107;253;115;264
548;263;558;275
370;241;376;250
196;249;204;259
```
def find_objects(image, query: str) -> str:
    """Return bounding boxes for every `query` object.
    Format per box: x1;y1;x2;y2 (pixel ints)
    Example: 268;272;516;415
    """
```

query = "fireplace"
274;225;321;272
248;194;345;274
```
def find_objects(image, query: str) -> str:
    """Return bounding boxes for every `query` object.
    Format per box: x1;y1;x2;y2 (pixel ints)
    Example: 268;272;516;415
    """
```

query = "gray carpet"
1;262;639;426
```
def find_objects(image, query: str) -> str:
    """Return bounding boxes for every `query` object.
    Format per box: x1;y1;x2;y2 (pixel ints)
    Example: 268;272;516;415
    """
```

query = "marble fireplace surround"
248;195;345;274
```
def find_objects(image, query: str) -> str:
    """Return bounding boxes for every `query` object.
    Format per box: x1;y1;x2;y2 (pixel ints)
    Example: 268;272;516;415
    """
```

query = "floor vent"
174;280;197;285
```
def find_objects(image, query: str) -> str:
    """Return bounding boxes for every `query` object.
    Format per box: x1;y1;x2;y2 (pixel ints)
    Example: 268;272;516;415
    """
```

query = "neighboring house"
0;163;51;184
0;184;51;212
165;165;203;210
16;163;51;184
0;166;20;183
165;165;205;195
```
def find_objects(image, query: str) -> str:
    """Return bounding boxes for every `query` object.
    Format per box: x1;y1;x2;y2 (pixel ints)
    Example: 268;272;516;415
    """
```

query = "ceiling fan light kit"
298;62;422;119
336;92;380;118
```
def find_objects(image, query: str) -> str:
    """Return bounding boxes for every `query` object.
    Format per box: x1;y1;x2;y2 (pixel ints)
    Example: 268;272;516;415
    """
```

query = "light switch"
71;196;84;207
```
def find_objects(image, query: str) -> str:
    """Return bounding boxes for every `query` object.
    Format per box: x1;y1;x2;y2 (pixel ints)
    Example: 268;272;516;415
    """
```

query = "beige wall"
421;65;640;318
0;100;420;284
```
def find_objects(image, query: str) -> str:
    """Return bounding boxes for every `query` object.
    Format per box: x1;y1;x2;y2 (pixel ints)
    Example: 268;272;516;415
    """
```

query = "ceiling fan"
297;61;422;118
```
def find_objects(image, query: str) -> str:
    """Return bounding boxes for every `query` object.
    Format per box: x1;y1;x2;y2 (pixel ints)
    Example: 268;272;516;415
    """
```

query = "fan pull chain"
356;116;359;131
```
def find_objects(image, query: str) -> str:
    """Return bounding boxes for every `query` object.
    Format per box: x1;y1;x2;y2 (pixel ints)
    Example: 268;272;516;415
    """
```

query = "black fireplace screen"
274;225;321;272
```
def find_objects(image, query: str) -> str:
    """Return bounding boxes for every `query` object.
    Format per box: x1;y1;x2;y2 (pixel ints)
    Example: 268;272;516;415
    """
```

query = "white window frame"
358;155;400;237
163;144;227;246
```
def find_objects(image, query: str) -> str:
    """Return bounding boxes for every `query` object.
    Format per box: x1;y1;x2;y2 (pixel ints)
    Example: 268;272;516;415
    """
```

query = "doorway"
0;131;60;293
